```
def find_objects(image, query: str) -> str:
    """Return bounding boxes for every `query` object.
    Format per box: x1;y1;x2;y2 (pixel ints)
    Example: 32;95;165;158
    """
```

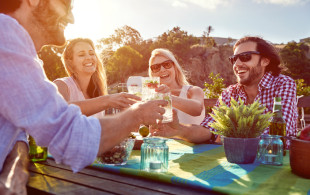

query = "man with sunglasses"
156;36;297;147
0;0;166;193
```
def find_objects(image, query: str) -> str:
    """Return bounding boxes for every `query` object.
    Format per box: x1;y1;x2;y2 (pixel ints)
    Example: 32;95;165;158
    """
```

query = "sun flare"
65;0;118;42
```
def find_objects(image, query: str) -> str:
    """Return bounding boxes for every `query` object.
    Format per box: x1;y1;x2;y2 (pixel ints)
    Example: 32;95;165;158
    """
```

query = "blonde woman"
54;38;139;118
149;48;205;125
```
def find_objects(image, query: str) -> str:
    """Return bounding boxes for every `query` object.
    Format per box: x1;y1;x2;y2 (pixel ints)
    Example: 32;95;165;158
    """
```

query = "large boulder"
182;45;236;88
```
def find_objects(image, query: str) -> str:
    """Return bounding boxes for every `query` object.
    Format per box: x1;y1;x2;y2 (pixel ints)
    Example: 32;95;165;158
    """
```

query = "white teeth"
160;74;169;78
238;70;247;73
85;63;93;67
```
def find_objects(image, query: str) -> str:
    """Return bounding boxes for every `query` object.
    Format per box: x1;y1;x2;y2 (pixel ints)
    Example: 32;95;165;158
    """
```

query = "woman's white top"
55;77;104;119
175;85;205;125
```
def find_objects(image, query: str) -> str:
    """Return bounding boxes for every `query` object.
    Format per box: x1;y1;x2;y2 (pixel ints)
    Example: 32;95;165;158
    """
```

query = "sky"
65;0;310;44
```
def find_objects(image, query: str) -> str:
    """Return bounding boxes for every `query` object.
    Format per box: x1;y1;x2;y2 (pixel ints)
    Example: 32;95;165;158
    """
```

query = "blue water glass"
258;135;283;166
140;137;169;172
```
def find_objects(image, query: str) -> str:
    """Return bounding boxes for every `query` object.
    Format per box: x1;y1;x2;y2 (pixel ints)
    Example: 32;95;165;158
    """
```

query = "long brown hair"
62;38;108;97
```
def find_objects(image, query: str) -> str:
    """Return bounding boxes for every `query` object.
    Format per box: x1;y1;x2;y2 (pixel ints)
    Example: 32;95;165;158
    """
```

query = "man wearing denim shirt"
0;0;166;193
155;36;297;148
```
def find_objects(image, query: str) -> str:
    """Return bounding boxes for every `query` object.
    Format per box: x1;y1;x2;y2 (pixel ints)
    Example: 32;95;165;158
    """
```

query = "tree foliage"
280;41;310;85
296;79;310;96
39;45;66;81
105;46;143;84
97;25;150;81
203;72;226;99
202;25;216;48
151;26;200;63
98;25;143;49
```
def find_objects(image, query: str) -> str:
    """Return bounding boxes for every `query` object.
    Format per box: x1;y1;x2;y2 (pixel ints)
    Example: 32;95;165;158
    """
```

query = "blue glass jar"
258;135;283;166
140;137;169;172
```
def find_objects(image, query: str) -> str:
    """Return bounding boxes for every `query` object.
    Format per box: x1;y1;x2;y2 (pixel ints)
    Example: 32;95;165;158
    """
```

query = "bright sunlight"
65;0;122;42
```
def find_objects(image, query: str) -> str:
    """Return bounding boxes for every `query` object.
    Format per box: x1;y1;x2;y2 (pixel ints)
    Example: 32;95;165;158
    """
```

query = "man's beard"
236;59;264;86
32;0;66;47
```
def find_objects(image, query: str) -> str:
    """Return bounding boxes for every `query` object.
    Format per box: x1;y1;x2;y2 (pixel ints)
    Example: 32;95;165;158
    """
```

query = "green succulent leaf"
209;98;272;138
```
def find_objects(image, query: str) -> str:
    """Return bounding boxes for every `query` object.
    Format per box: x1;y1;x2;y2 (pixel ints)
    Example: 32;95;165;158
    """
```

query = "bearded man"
155;36;297;148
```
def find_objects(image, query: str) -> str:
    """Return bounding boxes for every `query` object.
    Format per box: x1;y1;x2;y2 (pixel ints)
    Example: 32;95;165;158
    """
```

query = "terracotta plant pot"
290;138;310;179
224;137;260;164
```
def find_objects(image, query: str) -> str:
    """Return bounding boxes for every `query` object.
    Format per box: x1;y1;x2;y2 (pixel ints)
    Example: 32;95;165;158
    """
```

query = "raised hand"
108;93;141;109
133;100;167;125
153;109;181;138
155;84;170;93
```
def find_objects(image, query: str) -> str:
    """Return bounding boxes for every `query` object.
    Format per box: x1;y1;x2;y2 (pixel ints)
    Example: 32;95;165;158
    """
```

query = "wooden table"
27;140;310;194
27;159;223;195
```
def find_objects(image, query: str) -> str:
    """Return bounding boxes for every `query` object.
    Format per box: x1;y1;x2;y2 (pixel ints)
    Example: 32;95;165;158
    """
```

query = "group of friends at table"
0;0;299;194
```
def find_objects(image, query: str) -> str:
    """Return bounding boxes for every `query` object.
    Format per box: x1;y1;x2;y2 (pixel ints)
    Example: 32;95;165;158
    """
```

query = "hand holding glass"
153;92;172;123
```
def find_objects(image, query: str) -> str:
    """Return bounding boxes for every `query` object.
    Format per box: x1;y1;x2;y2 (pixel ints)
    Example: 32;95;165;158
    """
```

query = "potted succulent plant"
209;98;273;164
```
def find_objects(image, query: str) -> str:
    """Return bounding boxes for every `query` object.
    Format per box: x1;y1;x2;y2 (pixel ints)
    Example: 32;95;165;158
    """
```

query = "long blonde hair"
149;48;189;86
62;38;108;97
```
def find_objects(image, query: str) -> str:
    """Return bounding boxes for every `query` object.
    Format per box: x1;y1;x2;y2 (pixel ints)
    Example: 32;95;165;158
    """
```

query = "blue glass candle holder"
140;137;169;172
258;135;283;166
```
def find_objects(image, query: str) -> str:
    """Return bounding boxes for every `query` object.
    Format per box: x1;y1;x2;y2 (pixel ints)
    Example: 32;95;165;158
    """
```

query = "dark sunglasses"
150;60;174;73
229;51;260;65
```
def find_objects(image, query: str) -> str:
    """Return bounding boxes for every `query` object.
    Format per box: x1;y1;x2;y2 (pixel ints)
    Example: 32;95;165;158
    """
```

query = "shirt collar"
235;83;246;97
258;72;274;89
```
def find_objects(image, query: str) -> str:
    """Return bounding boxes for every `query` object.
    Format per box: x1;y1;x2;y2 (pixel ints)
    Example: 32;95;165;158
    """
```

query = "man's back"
0;14;101;172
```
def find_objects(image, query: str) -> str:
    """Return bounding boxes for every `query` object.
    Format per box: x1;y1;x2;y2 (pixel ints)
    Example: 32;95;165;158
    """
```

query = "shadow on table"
170;139;262;194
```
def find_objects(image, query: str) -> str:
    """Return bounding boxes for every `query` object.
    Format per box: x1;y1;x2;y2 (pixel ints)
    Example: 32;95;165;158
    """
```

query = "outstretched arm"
0;141;29;195
156;85;205;116
171;86;205;116
54;80;141;116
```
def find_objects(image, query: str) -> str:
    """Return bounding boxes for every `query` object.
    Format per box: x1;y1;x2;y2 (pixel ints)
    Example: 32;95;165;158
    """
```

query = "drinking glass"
127;76;142;88
117;83;127;93
127;85;142;97
140;137;169;172
154;92;172;123
141;77;160;101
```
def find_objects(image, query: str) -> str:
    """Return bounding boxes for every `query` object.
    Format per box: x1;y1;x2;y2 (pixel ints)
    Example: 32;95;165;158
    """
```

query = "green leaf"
209;97;273;138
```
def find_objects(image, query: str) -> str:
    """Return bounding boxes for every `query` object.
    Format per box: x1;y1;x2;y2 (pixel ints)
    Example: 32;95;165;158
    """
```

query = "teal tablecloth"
91;139;310;195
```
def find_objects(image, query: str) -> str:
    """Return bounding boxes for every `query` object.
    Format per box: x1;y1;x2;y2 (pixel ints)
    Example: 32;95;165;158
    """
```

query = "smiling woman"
148;48;206;126
53;38;140;118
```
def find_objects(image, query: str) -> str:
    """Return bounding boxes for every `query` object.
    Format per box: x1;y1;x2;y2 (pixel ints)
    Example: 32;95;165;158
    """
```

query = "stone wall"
182;45;236;88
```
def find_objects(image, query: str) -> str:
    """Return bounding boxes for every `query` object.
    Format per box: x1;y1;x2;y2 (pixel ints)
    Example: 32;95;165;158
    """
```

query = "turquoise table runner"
91;139;310;195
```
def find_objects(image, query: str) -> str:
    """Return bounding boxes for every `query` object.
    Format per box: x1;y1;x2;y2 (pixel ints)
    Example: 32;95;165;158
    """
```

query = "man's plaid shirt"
201;72;298;148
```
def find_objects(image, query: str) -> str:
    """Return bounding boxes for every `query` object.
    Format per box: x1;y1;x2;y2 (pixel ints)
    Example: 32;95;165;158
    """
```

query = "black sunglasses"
150;60;174;73
229;51;260;65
